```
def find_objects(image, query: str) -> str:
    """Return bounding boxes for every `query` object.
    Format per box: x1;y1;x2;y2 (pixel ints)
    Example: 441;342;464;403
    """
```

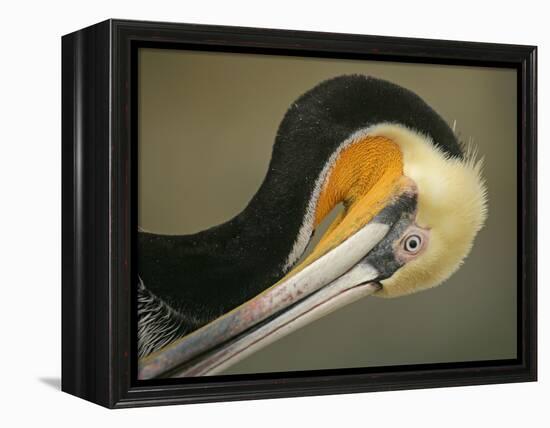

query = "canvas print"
136;49;517;379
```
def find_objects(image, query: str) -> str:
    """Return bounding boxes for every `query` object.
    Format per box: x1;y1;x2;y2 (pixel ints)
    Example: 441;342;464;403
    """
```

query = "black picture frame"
61;19;537;408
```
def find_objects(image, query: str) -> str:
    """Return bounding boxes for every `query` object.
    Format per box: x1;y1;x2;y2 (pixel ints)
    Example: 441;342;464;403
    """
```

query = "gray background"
138;48;517;375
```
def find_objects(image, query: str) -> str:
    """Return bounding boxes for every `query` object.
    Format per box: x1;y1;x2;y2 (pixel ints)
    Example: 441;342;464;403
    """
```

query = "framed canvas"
61;19;537;408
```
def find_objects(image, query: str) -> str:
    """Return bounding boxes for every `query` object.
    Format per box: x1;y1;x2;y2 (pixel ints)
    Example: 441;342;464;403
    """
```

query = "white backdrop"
0;0;546;425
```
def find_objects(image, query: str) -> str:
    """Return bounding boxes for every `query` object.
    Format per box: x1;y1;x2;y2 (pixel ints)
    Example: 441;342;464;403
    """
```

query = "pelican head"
365;123;487;297
138;75;488;379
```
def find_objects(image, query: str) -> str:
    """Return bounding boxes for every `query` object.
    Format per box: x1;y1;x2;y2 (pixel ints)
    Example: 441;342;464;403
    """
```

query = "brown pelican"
137;75;487;379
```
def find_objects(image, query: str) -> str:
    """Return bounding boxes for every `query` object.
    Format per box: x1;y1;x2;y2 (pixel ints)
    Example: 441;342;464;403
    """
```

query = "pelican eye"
404;234;422;254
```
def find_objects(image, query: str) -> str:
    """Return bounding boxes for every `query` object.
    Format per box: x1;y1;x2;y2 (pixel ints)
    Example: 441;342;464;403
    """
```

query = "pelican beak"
138;177;418;379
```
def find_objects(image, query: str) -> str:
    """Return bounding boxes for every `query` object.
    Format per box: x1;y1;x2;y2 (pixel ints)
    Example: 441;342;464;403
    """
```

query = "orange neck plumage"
284;135;405;278
315;136;404;226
